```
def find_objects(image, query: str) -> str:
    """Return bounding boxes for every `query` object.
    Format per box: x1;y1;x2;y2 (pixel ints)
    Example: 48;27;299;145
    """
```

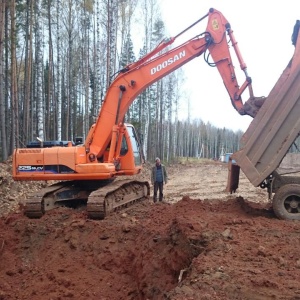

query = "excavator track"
24;183;68;218
87;180;150;219
24;179;150;220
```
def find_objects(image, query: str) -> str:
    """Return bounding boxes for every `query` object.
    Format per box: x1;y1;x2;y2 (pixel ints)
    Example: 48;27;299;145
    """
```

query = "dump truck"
227;20;300;221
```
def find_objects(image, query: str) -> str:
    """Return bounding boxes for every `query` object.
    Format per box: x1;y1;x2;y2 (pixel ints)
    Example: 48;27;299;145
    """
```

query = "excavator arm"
85;8;261;162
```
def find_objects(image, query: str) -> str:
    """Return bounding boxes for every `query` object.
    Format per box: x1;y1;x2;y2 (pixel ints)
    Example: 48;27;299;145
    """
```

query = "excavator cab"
125;124;143;166
110;123;143;172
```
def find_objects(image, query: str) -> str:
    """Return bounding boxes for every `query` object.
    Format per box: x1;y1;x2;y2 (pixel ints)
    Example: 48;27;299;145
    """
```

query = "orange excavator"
12;8;263;219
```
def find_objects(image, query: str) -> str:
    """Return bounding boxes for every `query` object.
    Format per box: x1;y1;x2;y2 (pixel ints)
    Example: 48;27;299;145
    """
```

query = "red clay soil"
1;161;300;300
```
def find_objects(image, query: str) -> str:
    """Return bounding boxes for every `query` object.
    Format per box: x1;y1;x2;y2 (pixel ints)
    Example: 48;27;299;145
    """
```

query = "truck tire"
273;184;300;220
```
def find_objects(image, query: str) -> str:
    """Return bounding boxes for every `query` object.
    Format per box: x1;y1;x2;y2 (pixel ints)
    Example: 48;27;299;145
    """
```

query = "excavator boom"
86;8;260;161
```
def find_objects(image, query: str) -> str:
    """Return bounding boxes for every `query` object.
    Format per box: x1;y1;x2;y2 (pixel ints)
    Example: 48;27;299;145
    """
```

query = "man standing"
151;157;168;202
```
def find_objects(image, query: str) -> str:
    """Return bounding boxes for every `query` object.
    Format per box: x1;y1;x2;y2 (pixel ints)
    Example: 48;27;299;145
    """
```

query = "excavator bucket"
226;159;240;193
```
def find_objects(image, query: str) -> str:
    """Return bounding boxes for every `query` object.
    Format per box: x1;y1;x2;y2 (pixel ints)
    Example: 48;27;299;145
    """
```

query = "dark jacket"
151;164;167;184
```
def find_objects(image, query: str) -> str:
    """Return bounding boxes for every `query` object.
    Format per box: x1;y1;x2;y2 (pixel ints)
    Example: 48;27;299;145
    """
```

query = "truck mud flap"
226;160;240;193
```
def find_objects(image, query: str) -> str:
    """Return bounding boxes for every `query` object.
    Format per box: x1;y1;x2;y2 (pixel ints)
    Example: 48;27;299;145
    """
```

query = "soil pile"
1;159;299;300
0;158;46;217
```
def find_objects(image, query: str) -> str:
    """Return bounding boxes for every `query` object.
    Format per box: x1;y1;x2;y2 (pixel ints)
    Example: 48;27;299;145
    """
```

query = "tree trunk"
35;0;44;141
46;0;54;139
56;0;62;140
0;0;7;161
23;0;33;143
10;0;19;149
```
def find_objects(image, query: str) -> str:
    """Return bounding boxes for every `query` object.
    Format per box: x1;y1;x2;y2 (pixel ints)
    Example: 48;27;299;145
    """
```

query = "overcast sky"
159;0;300;131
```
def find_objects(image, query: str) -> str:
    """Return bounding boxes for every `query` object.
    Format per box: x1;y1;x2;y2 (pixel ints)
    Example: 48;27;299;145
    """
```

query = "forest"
0;0;246;163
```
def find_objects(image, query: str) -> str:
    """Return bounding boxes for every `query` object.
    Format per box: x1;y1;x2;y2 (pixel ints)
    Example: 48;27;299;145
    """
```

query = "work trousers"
153;181;164;202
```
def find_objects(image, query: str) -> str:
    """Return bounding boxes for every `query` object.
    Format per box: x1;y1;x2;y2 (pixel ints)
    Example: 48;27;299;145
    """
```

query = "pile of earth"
0;157;47;217
1;158;300;300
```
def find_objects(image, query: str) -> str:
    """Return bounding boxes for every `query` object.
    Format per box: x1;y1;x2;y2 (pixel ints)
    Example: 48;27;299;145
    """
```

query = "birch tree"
60;0;81;140
105;0;118;87
35;0;44;141
45;0;54;139
80;0;92;139
136;0;159;161
56;0;62;140
137;44;150;160
151;18;165;159
23;0;33;143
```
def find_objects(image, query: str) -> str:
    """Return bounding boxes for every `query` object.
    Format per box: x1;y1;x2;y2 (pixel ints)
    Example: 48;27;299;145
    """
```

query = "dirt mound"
0;158;47;217
1;159;299;299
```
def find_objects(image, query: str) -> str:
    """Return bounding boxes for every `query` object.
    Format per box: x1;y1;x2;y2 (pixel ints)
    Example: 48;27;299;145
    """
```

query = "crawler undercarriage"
24;179;150;219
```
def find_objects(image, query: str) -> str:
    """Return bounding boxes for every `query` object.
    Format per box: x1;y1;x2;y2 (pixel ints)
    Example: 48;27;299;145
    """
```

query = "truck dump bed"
231;21;300;188
232;61;300;187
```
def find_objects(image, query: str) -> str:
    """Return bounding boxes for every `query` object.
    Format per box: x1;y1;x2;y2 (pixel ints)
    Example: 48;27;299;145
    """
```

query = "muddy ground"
1;159;300;300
